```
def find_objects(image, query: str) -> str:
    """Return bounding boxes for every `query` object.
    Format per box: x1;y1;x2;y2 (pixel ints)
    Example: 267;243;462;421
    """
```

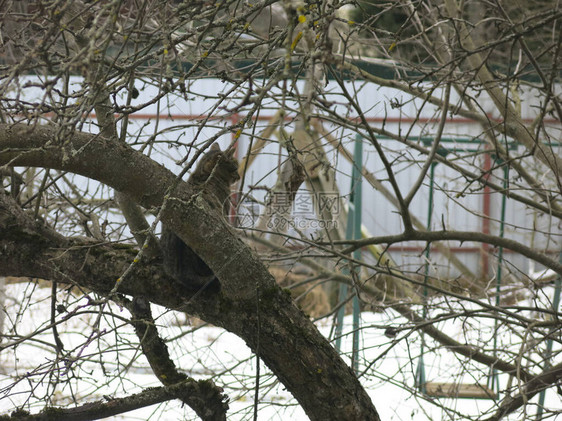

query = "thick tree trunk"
0;124;380;421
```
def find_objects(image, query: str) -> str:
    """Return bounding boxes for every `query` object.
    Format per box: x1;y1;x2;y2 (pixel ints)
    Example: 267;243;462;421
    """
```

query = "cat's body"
161;143;240;293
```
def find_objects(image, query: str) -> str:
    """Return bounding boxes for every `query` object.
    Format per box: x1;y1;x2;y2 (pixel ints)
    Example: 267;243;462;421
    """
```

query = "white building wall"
9;76;561;282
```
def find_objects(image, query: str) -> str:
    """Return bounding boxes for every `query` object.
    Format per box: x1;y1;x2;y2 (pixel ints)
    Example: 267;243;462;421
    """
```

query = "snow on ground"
1;281;561;420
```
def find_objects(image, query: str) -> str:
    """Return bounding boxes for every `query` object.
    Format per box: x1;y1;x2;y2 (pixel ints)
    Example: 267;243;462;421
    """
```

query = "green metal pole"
335;135;363;369
351;137;363;373
536;257;562;420
416;161;437;393
334;211;353;351
490;162;508;394
423;163;437;293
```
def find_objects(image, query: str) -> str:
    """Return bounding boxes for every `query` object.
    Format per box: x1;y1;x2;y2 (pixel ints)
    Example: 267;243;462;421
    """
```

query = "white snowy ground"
0;281;561;420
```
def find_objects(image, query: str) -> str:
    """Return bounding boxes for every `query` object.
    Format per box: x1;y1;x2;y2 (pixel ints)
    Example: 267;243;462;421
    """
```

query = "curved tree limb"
0;382;219;421
125;296;228;420
337;230;562;279
0;123;380;421
484;362;562;421
392;303;532;382
5;175;561;421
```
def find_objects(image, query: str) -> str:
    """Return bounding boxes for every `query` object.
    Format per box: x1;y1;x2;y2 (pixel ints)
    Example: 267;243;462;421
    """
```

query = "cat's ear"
226;147;236;157
210;143;221;152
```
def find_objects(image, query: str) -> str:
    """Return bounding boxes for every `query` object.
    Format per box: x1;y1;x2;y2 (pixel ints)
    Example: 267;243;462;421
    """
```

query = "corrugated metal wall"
13;76;560;282
120;78;559;282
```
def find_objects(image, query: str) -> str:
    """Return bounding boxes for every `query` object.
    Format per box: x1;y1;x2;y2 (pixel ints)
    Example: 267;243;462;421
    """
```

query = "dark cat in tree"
161;143;240;293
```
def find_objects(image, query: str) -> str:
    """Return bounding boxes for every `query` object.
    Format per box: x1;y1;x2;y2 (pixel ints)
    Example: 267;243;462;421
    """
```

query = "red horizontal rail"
115;113;560;125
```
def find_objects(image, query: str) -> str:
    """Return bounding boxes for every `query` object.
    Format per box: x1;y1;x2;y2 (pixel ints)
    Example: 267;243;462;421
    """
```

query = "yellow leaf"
291;32;303;52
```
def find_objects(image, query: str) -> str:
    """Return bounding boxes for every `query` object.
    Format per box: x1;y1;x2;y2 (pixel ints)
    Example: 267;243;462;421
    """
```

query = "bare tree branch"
0;122;380;421
0;382;219;421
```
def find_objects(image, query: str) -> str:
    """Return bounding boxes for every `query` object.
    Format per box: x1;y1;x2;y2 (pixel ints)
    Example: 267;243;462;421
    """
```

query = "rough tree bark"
0;123;381;421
